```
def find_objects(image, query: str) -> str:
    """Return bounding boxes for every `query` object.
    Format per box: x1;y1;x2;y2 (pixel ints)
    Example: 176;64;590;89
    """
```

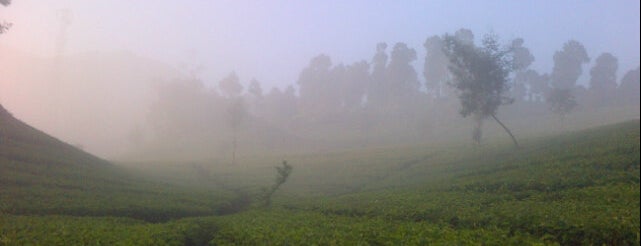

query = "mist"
0;1;639;160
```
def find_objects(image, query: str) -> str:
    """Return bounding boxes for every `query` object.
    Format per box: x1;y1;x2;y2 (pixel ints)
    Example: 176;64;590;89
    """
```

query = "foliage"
547;88;577;119
0;215;218;246
550;40;590;90
442;32;520;146
262;161;293;207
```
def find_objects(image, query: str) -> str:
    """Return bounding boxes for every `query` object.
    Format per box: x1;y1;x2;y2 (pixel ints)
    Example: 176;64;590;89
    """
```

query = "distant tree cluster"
145;28;640;154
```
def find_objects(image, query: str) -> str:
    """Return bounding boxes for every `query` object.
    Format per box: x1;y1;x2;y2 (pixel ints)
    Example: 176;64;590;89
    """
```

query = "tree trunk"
490;113;519;148
232;128;237;165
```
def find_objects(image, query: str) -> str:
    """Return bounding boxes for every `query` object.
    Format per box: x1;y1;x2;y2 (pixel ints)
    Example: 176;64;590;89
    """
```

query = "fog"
0;1;639;159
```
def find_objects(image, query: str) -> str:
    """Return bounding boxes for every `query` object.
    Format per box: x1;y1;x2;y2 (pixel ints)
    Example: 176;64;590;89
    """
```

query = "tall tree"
423;35;450;99
386;42;419;110
369;42;389;109
550;40;590;90
297;54;337;118
226;97;247;165
218;72;246;164
510;38;535;102
588;53;618;106
341;60;370;111
442;32;519;147
548;40;589;120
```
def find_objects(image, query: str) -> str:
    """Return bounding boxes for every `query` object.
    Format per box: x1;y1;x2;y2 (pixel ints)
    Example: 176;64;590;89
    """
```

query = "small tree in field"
262;161;293;207
442;33;520;147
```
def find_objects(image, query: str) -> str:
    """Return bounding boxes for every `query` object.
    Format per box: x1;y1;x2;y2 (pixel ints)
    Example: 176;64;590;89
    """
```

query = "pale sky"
2;0;640;89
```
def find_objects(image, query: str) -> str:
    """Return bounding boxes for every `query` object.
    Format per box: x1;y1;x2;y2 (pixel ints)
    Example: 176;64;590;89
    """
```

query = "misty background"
0;1;639;160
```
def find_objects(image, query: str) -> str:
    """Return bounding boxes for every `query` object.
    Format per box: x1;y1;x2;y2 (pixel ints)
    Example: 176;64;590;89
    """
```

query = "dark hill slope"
0;104;107;167
0;105;227;222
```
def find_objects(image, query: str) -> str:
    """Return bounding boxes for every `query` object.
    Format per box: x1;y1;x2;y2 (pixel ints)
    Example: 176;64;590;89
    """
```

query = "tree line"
142;28;639;158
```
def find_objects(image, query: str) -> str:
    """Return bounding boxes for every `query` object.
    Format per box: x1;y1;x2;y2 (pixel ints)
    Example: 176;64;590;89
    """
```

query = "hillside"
208;120;641;245
0;104;229;222
1;116;639;245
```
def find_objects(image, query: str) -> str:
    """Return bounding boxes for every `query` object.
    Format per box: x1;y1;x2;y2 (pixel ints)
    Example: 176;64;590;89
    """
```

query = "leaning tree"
442;32;521;147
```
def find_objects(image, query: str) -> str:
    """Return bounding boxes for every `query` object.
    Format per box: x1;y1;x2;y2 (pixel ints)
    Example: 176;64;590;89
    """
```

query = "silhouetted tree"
618;67;640;105
510;38;535;102
218;72;247;164
442;32;519;147
423;36;449;99
511;38;535;71
369;43;389;109
454;28;474;46
513;70;550;102
386;42;420;110
342;60;370;111
548;40;589;120
262;161;293;207
547;88;577;121
219;72;244;98
297;54;338;118
227;98;247;165
550;40;590;90
248;78;263;99
588;53;618;106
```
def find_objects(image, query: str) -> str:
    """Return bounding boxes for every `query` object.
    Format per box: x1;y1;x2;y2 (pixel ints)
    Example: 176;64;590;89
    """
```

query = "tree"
261;161;293;207
511;38;535;71
518;70;550;102
0;0;11;35
442;32;519;147
386;42;420;109
423;35;450;99
588;53;618;106
218;72;246;165
618;67;640;105
368;42;389;109
219;72;243;98
341;60;370;111
248;78;263;99
550;40;590;90
548;40;589;120
226;98;247;165
510;38;535;102
297;54;338;118
547;88;577;120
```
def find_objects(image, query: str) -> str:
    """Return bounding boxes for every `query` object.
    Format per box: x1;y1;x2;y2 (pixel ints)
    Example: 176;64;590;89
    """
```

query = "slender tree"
442;32;520;147
423;35;449;99
219;72;246;165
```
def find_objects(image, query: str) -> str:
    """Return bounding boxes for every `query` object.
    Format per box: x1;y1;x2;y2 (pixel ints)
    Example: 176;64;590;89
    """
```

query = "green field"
1;107;639;245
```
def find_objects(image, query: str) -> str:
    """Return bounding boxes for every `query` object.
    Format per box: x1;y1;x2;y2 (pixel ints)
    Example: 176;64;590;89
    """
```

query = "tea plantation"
1;111;638;245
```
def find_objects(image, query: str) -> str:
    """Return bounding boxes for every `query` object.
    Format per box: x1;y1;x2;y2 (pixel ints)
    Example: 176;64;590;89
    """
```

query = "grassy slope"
211;120;640;245
1;102;639;245
0;105;230;245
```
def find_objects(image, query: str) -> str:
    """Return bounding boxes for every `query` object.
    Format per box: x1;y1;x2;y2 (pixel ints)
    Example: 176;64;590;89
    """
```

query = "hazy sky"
2;0;640;90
